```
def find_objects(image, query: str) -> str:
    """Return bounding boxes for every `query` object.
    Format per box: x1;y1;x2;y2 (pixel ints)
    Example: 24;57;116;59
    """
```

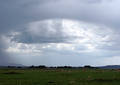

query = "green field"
0;68;120;85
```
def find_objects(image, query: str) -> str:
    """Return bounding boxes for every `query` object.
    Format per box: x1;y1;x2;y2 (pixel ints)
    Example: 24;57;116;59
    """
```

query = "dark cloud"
0;0;120;66
0;0;120;34
12;32;73;44
0;36;14;65
10;19;78;43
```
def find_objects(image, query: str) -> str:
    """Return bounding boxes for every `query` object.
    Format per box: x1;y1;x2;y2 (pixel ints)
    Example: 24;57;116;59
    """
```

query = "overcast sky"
0;0;120;66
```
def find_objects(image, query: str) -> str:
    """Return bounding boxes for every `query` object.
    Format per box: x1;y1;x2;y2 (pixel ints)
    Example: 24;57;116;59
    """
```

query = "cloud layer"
0;0;120;66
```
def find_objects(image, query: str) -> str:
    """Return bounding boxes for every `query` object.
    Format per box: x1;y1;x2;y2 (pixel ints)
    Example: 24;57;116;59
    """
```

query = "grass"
0;68;120;85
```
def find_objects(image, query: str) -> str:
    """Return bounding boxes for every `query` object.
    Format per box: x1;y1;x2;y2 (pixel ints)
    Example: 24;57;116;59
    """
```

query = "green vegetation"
0;68;120;85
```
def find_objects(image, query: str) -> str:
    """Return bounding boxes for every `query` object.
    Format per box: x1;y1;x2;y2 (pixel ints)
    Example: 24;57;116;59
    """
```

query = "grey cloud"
0;0;120;34
10;19;119;52
12;32;72;43
10;20;76;43
0;0;120;66
0;36;15;65
23;0;120;28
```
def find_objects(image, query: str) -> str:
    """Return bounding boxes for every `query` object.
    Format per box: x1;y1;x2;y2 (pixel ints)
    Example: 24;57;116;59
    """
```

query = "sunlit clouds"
3;19;119;66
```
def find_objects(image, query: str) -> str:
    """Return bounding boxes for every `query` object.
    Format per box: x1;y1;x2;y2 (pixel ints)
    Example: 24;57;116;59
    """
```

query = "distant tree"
29;65;35;68
17;66;22;68
8;66;16;68
57;66;72;69
84;65;92;68
38;65;46;68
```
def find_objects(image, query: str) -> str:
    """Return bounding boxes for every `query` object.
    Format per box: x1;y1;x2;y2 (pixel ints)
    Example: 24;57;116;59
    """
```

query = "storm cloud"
0;0;120;32
0;0;120;66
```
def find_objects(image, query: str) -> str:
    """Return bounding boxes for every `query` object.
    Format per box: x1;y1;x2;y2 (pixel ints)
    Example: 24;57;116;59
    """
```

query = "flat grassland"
0;68;120;85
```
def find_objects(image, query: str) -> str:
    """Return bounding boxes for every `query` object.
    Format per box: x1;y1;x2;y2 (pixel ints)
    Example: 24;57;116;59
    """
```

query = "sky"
0;0;120;66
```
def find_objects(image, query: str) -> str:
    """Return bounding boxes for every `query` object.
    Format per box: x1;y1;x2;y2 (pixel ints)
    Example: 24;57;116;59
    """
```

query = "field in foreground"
0;68;120;85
